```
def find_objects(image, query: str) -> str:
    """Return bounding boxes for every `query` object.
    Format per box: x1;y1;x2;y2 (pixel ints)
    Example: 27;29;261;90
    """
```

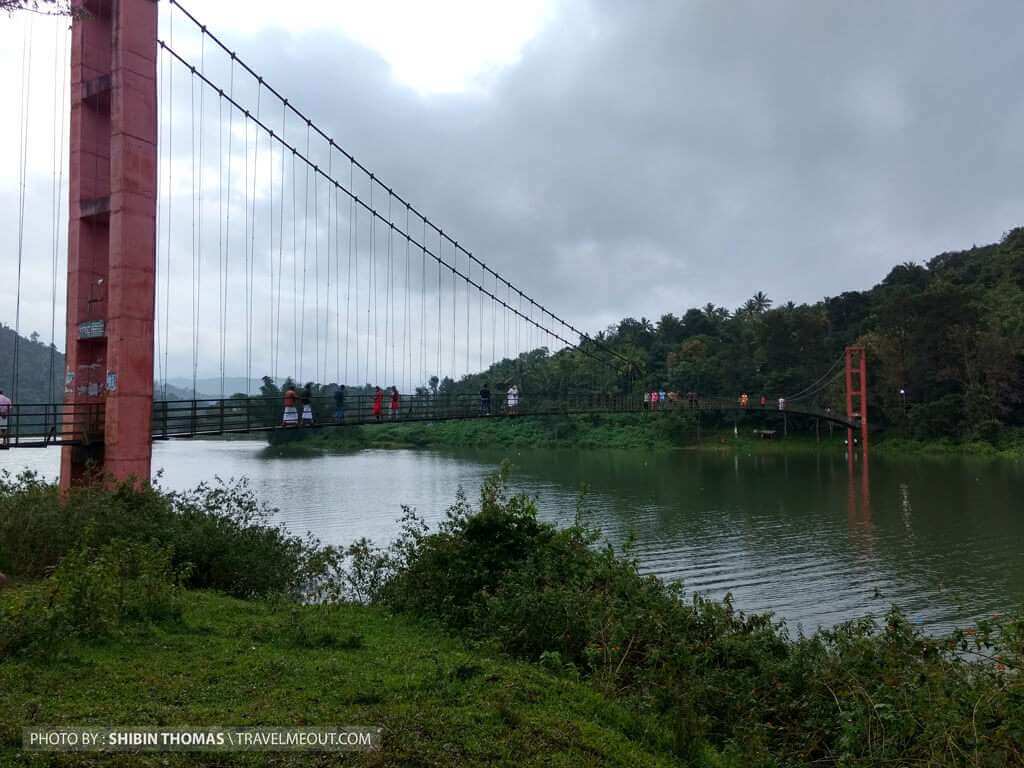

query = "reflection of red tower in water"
847;446;872;531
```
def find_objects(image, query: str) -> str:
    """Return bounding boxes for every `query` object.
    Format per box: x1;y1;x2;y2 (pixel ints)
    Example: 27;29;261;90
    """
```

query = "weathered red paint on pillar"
844;346;869;457
62;0;158;489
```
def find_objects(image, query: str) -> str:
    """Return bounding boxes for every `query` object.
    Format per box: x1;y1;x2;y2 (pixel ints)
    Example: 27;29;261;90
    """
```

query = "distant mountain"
0;325;64;405
162;377;268;398
0;326;270;405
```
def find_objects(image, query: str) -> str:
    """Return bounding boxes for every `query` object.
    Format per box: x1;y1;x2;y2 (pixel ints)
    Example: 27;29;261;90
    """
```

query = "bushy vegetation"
2;471;1021;764
340;466;1024;766
0;470;322;599
0;539;185;655
275;410;704;453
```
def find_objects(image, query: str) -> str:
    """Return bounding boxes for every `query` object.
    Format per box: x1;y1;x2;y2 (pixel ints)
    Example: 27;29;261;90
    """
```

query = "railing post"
190;400;197;437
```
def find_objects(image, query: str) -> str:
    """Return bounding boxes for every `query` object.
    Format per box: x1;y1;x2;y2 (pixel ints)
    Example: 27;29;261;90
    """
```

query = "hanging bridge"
0;395;860;449
0;0;869;479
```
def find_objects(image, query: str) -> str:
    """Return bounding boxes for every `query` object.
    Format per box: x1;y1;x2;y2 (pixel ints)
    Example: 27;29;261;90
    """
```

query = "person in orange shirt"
372;386;384;422
282;387;298;427
390;387;400;420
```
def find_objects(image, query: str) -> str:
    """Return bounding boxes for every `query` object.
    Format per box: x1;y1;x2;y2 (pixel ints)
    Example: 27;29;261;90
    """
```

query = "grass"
264;414;1024;462
264;411;854;455
873;435;1024;459
3;469;1020;766
0;589;689;768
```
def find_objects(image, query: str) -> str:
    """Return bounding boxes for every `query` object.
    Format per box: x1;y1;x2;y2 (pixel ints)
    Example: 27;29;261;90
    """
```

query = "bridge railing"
0;401;105;449
147;392;853;440
0;394;852;448
150;392;644;438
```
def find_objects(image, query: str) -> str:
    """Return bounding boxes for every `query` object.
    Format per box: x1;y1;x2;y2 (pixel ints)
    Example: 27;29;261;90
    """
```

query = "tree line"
438;228;1024;442
4;228;1021;443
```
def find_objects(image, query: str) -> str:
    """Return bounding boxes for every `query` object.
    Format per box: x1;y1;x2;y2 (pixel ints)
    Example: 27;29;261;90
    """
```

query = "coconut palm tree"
749;291;773;313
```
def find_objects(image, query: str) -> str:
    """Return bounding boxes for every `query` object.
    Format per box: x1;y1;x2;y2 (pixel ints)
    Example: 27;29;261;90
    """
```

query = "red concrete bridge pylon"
844;345;869;456
61;0;158;489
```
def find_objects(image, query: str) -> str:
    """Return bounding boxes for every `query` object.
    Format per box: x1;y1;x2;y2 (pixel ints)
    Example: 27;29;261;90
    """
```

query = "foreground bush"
344;466;1024;766
0;539;186;655
2;468;1021;764
0;471;321;598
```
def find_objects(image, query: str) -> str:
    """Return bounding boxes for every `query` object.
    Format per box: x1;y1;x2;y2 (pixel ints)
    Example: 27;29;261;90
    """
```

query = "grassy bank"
1;471;1021;766
263;413;1023;461
0;589;683;767
873;434;1024;460
265;412;696;453
264;411;854;455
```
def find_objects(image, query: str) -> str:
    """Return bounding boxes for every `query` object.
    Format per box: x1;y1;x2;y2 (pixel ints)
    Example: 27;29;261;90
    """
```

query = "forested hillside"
4;228;1022;443
0;326;64;406
443;227;1024;442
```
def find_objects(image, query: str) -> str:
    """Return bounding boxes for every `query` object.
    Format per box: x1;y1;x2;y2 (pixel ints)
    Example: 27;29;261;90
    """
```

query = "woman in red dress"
372;386;384;422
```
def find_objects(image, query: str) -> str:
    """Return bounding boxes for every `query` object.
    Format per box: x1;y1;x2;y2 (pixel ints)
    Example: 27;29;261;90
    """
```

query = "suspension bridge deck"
0;396;858;449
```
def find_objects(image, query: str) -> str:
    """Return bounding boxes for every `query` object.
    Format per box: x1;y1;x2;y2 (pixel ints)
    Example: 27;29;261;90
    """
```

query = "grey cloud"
6;0;1023;385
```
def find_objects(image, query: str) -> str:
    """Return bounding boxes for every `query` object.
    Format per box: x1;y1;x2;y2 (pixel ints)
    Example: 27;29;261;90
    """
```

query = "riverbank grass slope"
0;589;684;767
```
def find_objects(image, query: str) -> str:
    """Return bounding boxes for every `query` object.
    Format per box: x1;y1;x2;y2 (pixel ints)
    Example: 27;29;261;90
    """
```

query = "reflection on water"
2;441;1021;635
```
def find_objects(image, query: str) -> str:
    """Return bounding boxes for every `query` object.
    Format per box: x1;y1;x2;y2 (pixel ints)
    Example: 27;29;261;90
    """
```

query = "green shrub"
0;472;324;598
358;466;1024;766
0;539;186;655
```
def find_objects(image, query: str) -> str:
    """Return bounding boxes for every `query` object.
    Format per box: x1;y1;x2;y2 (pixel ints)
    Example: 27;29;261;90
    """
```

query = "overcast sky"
2;0;1022;387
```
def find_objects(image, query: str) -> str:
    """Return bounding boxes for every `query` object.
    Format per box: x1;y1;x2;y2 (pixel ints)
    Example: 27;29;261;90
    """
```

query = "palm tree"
750;291;773;313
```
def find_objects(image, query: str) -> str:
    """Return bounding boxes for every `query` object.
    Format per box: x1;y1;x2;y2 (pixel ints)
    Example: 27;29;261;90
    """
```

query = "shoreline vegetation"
260;411;1024;460
1;471;1021;766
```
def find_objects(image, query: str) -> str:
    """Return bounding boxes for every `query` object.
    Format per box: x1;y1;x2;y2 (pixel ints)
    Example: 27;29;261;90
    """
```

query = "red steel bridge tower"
844;346;869;455
61;0;158;488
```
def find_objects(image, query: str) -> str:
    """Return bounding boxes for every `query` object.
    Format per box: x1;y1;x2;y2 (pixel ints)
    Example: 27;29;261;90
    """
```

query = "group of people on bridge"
643;389;790;412
738;392;787;411
643;389;705;410
279;382;523;428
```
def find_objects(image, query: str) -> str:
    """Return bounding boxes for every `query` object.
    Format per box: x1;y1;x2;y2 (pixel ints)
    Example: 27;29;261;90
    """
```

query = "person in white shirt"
507;384;519;415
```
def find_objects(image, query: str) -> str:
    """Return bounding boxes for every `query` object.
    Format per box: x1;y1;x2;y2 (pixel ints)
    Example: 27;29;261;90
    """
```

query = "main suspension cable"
164;1;634;373
159;40;617;375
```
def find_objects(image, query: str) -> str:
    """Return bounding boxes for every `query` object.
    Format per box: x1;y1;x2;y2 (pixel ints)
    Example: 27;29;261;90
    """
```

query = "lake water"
3;440;1021;635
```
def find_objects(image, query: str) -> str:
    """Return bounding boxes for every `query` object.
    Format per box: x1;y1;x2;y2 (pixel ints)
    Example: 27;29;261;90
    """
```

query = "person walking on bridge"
372;386;384;422
281;386;298;428
480;382;492;416
507;383;519;415
301;385;315;426
334;385;346;424
0;389;11;448
390;386;400;420
760;394;767;408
